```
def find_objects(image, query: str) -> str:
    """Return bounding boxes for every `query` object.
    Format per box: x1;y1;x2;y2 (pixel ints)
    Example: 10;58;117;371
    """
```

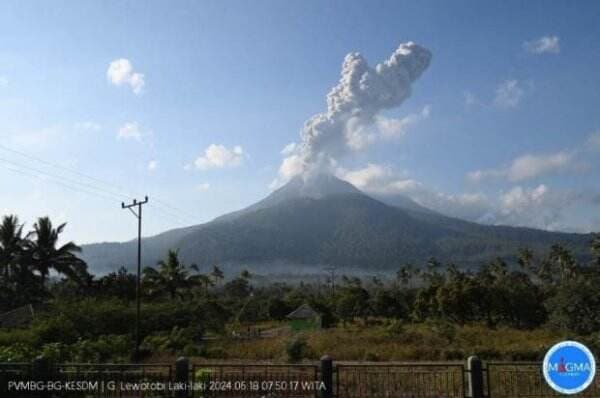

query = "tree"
27;217;88;285
143;250;195;300
211;265;224;286
0;215;25;280
591;235;600;266
336;280;370;325
517;247;534;272
547;274;600;335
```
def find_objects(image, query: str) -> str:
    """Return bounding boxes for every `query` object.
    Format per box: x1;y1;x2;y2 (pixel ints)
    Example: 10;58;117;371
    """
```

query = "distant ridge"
81;174;593;276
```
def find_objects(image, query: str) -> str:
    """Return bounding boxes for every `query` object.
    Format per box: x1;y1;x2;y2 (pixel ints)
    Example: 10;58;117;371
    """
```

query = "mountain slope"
81;176;593;275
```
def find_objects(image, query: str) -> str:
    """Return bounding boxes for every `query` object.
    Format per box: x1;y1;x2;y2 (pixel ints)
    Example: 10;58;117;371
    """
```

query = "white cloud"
107;59;145;95
468;151;574;182
280;142;297;156
117;122;142;141
523;35;560;54
464;91;481;107
194;144;245;170
197;183;211;192
376;105;431;139
494;80;524;109
587;131;600;151
0;76;8;87
337;163;493;221
336;163;600;231
74;121;101;132
147;160;158;171
269;154;306;189
492;184;578;231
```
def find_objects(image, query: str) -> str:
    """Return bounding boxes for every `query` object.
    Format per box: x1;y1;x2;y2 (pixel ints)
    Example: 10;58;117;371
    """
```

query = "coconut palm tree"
143;249;194;299
211;265;224;287
0;215;25;280
27;217;88;285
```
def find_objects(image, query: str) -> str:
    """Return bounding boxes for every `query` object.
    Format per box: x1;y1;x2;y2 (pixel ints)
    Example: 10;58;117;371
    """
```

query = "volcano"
81;175;592;276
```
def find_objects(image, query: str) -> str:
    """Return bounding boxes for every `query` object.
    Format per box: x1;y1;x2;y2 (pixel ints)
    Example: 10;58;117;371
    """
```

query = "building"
286;303;321;332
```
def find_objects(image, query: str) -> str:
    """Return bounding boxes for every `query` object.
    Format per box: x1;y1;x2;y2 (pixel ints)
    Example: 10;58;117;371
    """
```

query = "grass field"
150;320;568;363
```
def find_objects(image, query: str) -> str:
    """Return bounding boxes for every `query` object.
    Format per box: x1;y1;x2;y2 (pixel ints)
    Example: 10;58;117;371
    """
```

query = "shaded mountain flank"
81;175;593;276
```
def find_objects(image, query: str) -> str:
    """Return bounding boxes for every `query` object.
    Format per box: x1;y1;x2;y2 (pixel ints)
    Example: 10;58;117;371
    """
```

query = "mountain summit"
81;175;592;276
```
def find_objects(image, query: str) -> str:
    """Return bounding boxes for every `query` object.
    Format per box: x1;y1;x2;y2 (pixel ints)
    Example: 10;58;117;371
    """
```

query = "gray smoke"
276;42;432;185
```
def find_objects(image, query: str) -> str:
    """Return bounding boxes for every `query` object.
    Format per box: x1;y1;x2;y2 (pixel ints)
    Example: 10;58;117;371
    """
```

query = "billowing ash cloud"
274;42;431;186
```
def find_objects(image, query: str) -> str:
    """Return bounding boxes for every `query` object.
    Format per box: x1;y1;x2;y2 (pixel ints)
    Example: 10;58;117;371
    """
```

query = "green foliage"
0;215;89;310
0;343;36;362
141;326;202;355
70;335;132;362
285;336;308;362
547;275;600;335
2;212;600;363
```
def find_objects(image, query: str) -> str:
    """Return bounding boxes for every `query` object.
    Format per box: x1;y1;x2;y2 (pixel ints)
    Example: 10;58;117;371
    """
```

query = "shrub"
285;336;308;363
205;346;228;359
0;344;36;362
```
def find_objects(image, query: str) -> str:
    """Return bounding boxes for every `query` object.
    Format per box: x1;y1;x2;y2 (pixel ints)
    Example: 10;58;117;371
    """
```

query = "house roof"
0;304;35;328
286;303;320;320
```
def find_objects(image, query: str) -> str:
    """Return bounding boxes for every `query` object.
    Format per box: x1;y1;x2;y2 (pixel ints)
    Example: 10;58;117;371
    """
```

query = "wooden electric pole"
121;196;148;361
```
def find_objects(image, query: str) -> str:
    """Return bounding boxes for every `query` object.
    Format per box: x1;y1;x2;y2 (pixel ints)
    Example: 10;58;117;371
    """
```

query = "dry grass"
197;322;566;362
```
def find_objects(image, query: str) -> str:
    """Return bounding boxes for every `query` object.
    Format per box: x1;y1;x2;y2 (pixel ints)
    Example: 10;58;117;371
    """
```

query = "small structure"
286;303;321;332
0;304;35;328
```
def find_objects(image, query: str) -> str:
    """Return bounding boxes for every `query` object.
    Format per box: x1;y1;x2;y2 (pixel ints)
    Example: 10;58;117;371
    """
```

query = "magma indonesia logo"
543;341;596;394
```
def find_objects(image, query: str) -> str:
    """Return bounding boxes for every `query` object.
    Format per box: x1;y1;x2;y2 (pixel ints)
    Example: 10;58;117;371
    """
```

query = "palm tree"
0;215;25;280
27;217;88;285
211;265;224;286
517;247;534;272
143;250;194;299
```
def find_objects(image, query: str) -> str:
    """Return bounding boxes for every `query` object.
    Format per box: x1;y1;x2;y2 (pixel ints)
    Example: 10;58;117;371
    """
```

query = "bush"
285;336;308;363
70;335;132;363
0;343;36;362
385;320;405;336
205;346;228;359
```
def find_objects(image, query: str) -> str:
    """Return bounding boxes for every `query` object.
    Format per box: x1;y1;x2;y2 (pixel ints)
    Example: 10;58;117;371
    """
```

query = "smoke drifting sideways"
273;42;432;188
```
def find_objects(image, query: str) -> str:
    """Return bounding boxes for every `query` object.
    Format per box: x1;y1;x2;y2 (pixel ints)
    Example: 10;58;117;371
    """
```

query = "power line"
0;143;200;222
0;162;122;204
0;160;189;228
0;156;129;202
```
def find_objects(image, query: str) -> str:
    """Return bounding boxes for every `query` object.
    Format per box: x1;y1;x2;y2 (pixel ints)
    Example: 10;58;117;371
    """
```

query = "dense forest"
1;214;600;363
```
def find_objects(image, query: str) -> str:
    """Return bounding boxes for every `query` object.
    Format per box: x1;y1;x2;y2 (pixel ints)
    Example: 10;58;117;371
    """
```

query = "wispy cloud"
194;144;245;170
336;163;492;222
468;151;575;182
117;121;142;141
587;131;600;151
147;160;158;171
339;162;598;232
494;80;524;109
107;59;145;95
523;35;560;54
74;121;101;132
197;182;211;192
0;76;8;87
377;105;431;139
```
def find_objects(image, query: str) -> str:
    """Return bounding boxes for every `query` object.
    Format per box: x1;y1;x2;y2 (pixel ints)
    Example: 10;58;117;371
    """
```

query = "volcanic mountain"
81;175;592;276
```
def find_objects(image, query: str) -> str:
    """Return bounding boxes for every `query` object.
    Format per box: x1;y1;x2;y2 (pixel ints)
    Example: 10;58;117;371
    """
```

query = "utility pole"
323;266;336;298
121;196;148;361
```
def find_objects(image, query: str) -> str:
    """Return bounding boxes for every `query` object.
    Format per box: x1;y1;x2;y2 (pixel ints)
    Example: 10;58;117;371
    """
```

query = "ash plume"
274;41;432;186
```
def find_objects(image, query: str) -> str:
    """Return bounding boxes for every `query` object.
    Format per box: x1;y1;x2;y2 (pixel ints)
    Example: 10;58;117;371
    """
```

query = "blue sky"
1;0;600;243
